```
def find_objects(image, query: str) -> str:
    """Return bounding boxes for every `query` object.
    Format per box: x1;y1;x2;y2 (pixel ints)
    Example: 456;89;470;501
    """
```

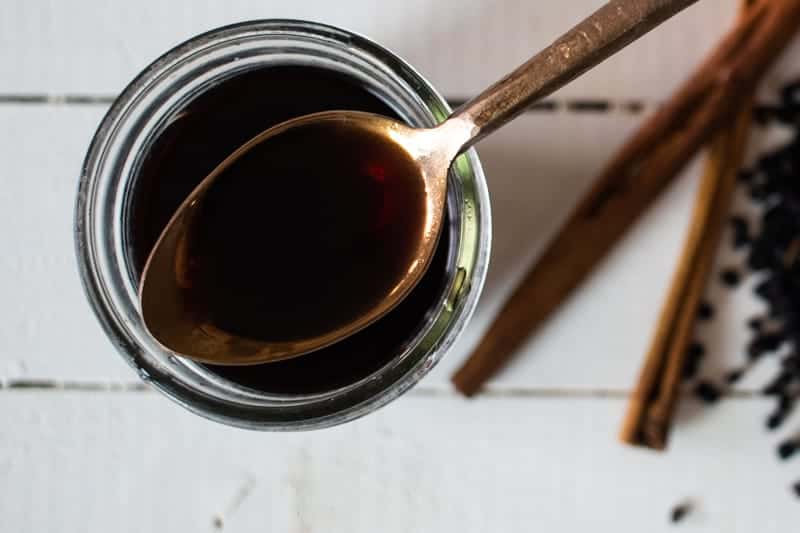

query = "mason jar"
75;19;491;430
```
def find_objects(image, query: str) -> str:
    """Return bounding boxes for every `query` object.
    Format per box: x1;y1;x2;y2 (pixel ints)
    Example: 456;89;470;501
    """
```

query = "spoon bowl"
139;111;467;364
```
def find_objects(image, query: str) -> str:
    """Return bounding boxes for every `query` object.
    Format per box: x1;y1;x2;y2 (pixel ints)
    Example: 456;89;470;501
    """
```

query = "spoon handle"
450;0;698;149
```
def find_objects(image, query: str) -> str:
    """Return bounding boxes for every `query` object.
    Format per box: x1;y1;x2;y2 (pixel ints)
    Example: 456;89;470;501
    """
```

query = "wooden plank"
0;105;134;381
0;391;797;532
0;104;699;388
3;4;800;533
3;104;779;392
0;0;737;100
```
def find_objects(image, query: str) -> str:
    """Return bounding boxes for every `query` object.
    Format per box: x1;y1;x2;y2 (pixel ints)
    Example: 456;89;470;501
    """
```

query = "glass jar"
75;19;491;430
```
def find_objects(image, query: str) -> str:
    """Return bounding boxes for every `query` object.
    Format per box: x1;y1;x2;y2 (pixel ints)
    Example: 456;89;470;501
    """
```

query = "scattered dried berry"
748;244;771;271
779;394;795;412
778;439;799;460
754;278;774;301
767;412;785;431
763;372;793;396
682;342;706;380
682;358;700;380
782;354;800;372
737;169;755;183
781;79;800;108
766;395;795;431
694;381;721;404
725;368;745;384
748;317;764;332
747;337;769;361
687;342;705;359
753;105;775;127
697;301;715;321
761;333;786;353
749;183;769;202
730;215;751;249
670;502;692;524
684;78;800;501
720;268;742;288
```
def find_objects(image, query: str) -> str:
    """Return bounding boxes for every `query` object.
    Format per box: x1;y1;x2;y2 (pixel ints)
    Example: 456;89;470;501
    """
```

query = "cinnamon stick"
452;0;800;396
621;103;754;449
618;130;729;448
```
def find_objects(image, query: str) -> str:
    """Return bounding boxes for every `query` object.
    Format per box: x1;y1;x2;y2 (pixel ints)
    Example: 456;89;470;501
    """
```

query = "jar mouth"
75;19;491;430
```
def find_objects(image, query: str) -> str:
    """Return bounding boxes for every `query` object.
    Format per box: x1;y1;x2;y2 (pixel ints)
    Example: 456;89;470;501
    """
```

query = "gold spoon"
141;0;697;365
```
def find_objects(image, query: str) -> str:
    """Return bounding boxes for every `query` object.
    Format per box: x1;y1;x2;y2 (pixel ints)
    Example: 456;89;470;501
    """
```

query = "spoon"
141;0;698;365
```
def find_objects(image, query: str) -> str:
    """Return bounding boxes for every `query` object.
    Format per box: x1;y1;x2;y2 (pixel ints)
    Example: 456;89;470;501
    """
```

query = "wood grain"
2;0;800;530
1;391;798;533
0;105;716;388
2;106;787;390
1;0;734;99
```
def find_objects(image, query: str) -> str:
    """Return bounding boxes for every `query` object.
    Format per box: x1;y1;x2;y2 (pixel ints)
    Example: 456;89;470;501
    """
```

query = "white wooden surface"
3;392;799;533
2;0;800;531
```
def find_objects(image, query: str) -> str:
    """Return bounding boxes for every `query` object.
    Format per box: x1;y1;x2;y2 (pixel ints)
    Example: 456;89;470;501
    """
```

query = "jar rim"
75;19;491;430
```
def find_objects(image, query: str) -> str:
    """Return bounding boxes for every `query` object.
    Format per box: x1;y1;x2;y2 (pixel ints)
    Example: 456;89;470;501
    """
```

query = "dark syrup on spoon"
128;66;451;394
187;121;427;342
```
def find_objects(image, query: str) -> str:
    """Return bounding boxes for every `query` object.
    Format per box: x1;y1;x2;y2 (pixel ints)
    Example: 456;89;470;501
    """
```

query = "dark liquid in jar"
128;66;451;394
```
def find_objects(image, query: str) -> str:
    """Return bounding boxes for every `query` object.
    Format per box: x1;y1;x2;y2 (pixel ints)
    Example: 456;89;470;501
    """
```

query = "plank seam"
0;379;763;398
0;94;649;114
0;95;783;122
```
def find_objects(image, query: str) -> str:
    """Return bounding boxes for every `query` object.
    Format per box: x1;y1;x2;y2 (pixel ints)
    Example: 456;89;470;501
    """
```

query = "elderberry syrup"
129;66;448;394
